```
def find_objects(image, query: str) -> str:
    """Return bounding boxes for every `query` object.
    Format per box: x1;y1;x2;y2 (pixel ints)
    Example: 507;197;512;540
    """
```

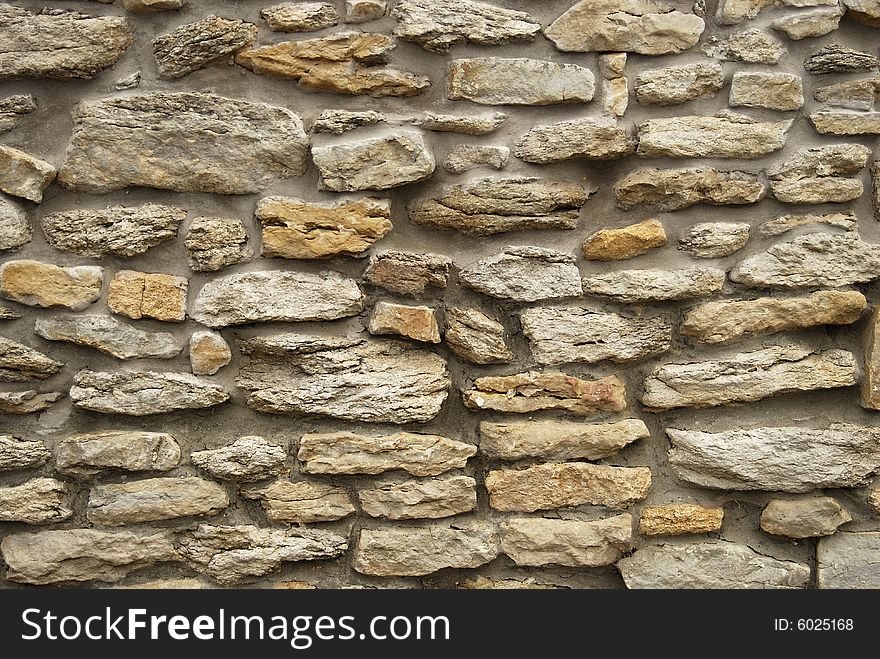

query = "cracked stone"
261;2;339;32
464;371;626;415
346;0;386;23
501;514;632;567
459;246;583;302
0;435;49;471
514;117;634;163
447;57;595;105
362;250;451;295
0;478;72;524
108;270;188;322
185;216;253;272
189;331;231;376
242;480;355;523
583;267;724;303
638;504;724;536
761;497;851;538
635;62;723;105
0;337;62;381
153;15;257;79
805;44;880;73
767;143;870;203
615;167;766;211
87;477;229;526
443;145;509;173
191;436;287;482
358;475;476;519
56;430;181;478
444;307;512;365
679;222;750;258
818;532;880;588
758;212;857;236
703;29;786;64
35;314;182;360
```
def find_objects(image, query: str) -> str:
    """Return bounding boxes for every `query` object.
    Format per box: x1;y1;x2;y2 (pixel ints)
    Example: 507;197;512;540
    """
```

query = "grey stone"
0;435;49;471
0;336;62;382
459;246;583;302
643;345;857;411
729;72;804;111
153;15;257;79
679;222;750;258
358;475;477;519
813;78;880;110
443;145;509;173
391;0;540;51
0;478;73;524
637;114;791;158
447;58;595;106
0;390;62;415
312;132;434;191
261;2;339;32
619;541;810;589
810;110;880;135
520;306;671;365
312;109;384;134
615;167;766;211
772;7;843;40
409;177;592;235
513;117;634;163
185;216;253;272
761;497;852;538
241;480;355;523
58;92;309;195
237;334;449;423
0;94;36;133
767;143;870;204
362;250;451;295
634;62;723;105
87;477;229;526
122;0;184;11
843;0;880;25
191;436;287;482
0;195;29;250
71;369;229;416
582;267;724;303
40;204;185;258
501;514;632;567
35;314;182;360
0;145;56;202
444;307;512;365
758;212;857;236
818;532;880;588
718;0;839;24
805;44;880;73
346;0;386;23
729;233;880;288
191;270;363;327
56;430;181;478
703;29;786;64
416;111;506;134
668;423;880;492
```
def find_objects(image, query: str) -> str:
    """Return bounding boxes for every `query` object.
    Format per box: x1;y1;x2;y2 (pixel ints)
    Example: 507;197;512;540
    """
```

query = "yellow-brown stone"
108;270;188;322
583;219;667;261
0;260;102;311
368;301;440;343
638;504;724;536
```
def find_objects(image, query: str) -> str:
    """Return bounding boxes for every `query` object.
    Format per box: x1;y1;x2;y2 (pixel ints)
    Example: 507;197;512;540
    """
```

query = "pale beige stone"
761;497;851;538
242;480;356;523
501;514;632;567
358;475;476;519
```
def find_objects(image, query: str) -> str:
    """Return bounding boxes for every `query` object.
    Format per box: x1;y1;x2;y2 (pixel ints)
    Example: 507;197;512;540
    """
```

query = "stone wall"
0;0;879;589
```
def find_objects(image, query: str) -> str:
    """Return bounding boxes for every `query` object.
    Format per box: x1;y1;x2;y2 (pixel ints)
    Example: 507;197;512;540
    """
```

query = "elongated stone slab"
459;246;583;302
637;115;792;158
242;480;355;523
353;524;499;576
87;476;229;526
312;133;434;191
192;270;363;327
679;222;749;258
58;93;309;195
447;58;595;106
56;431;180;478
643;345;857;411
445;307;512;364
153;15;257;79
298;431;474;476
615;167;766;211
767;144;870;204
638;504;724;536
358;475;476;519
635;62;723;105
761;497;851;538
582;267;724;303
191;436;287;482
619;541;810;589
237;334;449;423
480;418;649;462
0;260;102;310
521;306;671;365
818;532;880;588
0;478;73;524
758;212;857;237
486;462;651;512
514;117;634;163
0;435;49;471
0;337;63;381
363;251;451;295
35;314;182;359
810;110;880;135
501;514;632;567
667;424;880;492
0;391;62;415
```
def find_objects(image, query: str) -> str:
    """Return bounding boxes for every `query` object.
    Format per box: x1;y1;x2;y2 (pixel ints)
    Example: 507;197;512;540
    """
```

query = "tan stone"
257;196;391;259
362;251;451;296
108;270;188;322
0;260;102;310
358;475;476;520
863;307;880;410
189;331;231;376
638;504;724;536
868;486;880;516
583;219;666;261
445;307;512;365
729;72;804;111
368;301;440;343
485;462;651;512
0;145;56;202
615;167;766;211
0;478;73;524
602;77;629;117
761;497;851;538
242;480;355;523
501;514;632;567
463;371;626;415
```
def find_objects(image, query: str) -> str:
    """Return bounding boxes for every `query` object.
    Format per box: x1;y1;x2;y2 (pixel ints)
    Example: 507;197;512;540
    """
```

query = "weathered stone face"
0;479;73;524
447;58;595;106
582;267;725;303
501;514;632;567
58;93;309;195
679;222;749;258
761;497;852;538
703;29;786;64
718;0;839;25
363;251;451;295
358;475;476;520
772;7;844;40
36;314;182;360
0;95;36;134
444;307;512;364
261;2;340;32
615;167;766;211
635;63;724;106
108;270;188;322
368;301;440;343
758;212;857;236
583;219;667;261
805;44;879;73
153;16;257;79
0;435;50;472
185;217;253;272
0;145;56;202
0;260;103;310
810;110;880;135
766;143;869;204
459;246;583;302
87;477;229;526
312;133;435;191
56;431;181;478
191;436;287;482
729;72;804;111
514;117;635;163
0;336;63;381
814;78;880;110
638;504;724;536
817;532;880;588
242;480;355;523
189;331;231;376
417;111;507;134
0;194;29;251
636;114;792;159
443;144;509;173
0;391;62;415
863;308;880;410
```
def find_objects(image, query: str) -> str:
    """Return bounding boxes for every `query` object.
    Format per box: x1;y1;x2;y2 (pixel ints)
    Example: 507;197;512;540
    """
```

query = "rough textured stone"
501;514;632;567
730;233;880;288
0;4;133;80
0;260;101;310
242;480;355;523
583;219;667;261
761;497;851;538
1;529;177;585
514;117;634;163
122;0;184;11
362;251;451;295
257;196;391;259
843;0;880;25
58;93;309;195
443;145;509;173
237;335;449;423
444;307;512;365
464;371;626;415
447;58;595;106
178;524;348;584
71;369;229;415
0;94;36;133
0;390;62;414
679;222;750;258
521;306;671;365
409;177;592;235
874;162;880;220
813;78;880;110
544;0;705;55
0;478;72;524
460;246;583;302
682;291;866;344
40;204;185;258
87;477;228;526
718;0;838;24
480;418;649;462
191;436;287;482
235;33;430;97
192;270;363;327
643;345;857;411
615;167;766;211
810;110;880;135
639;504;724;536
312;133;434;191
0;435;49;471
456;576;562;589
153;15;257;79
391;0;540;51
368;301;440;343
486;462;651;512
0;337;62;381
0;145;56;202
772;7;843;39
358;475;476;519
346;0;386;23
862;307;880;410
603;77;629;117
583;267;724;303
635;62;723;105
36;314;181;360
189;331;231;376
818;532;880;588
298;431;474;476
261;2;339;32
620;541;810;589
353;524;499;576
0;195;29;250
758;212;857;236
56;430;181;478
637;114;791;158
108;270;188;322
667;424;880;491
312;109;383;134
805;44;880;73
185;216;252;272
729;72;803;111
417;111;506;134
703;29;786;64
0;305;18;319
767;143;870;203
